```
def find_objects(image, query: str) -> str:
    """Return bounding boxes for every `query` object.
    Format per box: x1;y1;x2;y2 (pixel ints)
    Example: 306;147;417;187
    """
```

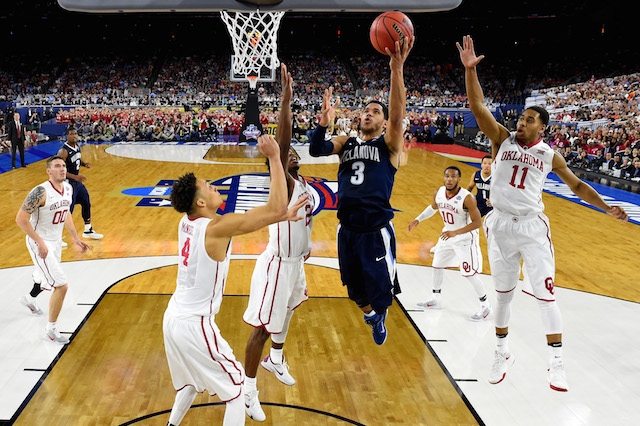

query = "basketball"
369;11;414;55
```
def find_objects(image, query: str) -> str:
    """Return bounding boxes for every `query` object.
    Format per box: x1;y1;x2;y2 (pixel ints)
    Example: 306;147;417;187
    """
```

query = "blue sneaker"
364;310;388;345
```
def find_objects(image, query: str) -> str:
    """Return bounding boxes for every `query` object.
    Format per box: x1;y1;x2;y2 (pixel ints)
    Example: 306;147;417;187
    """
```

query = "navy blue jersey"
63;143;82;176
337;135;396;231
473;170;492;216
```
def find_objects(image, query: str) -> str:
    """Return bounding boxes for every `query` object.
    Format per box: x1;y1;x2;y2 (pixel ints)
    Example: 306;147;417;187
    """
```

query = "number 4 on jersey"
181;237;191;266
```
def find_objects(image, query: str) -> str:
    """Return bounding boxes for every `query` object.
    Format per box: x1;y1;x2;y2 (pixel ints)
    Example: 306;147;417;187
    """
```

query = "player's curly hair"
171;173;198;214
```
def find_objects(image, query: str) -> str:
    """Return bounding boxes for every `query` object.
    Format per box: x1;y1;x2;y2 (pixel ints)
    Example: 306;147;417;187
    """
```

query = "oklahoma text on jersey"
500;149;545;172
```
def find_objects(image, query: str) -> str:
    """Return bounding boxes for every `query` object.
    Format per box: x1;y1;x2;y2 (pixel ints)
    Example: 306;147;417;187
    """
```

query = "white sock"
270;347;283;365
496;333;509;354
84;223;92;232
548;342;563;362
245;376;257;393
47;322;57;332
363;309;376;318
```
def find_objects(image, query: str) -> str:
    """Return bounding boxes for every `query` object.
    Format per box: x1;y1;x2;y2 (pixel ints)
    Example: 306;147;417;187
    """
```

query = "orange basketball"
369;11;414;55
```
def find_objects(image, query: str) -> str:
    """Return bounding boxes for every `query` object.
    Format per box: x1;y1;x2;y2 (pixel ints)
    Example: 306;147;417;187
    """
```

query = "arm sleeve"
415;205;437;222
308;125;334;157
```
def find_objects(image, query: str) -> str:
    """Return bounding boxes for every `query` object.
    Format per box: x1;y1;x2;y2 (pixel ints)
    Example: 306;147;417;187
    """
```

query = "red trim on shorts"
522;289;554;302
288;221;291;257
200;317;243;387
208;316;243;385
28;238;55;287
496;286;517;293
258;255;281;328
537;215;554;258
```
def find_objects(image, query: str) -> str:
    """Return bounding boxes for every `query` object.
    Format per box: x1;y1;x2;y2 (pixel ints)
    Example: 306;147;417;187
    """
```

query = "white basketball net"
220;10;285;88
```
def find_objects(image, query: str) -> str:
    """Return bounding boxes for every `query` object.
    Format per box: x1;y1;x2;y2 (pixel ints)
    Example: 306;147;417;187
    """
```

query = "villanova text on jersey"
337;135;396;232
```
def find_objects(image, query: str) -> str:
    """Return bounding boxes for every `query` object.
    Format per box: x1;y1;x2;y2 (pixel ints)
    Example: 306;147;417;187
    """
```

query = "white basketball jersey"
267;176;314;258
435;186;473;231
169;216;232;317
29;181;73;242
490;132;554;216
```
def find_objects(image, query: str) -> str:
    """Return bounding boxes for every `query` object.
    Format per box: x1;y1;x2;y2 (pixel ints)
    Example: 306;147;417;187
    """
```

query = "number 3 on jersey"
181;237;191;266
350;161;365;185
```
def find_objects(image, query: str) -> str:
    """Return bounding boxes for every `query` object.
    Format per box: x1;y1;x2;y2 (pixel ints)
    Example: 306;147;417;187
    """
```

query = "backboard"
57;0;462;13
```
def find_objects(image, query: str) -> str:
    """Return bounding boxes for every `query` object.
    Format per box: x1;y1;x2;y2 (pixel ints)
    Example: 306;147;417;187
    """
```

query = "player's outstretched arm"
16;186;48;257
457;35;509;152
276;63;293;170
385;36;414;158
309;87;347;157
208;135;302;241
552;153;628;221
408;193;438;232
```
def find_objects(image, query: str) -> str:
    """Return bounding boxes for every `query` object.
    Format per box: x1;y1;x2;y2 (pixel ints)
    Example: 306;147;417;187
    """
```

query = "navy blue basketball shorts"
337;221;398;315
69;180;91;222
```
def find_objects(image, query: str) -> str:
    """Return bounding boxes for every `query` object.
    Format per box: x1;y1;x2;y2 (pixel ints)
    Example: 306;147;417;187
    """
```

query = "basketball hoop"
220;10;285;86
246;75;259;90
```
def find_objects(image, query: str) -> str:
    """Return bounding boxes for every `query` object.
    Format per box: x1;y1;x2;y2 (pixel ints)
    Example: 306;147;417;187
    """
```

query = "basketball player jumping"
16;156;91;344
309;37;413;345
408;166;491;321
458;35;628;391
242;64;314;422
163;135;308;426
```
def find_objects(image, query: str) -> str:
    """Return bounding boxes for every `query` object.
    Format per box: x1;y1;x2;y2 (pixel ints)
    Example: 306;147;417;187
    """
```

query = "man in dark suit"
7;112;26;168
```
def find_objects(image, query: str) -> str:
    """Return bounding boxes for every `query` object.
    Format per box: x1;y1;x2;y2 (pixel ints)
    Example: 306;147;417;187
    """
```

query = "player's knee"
249;326;270;344
496;289;515;305
538;299;562;335
55;283;68;295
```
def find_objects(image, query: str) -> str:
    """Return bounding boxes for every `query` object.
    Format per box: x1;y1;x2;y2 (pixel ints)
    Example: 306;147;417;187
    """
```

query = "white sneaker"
244;390;266;422
82;227;103;240
470;305;492;321
19;295;43;316
488;350;515;384
547;359;569;392
416;299;443;310
261;355;296;386
44;328;70;344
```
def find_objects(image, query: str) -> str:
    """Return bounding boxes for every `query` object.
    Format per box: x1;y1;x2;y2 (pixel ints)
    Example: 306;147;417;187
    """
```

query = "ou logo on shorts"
462;262;471;273
545;277;555;295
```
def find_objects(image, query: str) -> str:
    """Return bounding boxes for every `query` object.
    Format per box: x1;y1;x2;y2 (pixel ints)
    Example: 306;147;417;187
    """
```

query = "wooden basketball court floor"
1;141;639;425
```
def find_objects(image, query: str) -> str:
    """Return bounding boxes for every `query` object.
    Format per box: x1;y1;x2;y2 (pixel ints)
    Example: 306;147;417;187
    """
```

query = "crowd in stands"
2;52;640;183
4;52;520;109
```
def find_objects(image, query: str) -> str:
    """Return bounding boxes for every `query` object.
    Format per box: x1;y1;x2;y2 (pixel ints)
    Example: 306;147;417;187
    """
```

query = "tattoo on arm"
21;186;45;214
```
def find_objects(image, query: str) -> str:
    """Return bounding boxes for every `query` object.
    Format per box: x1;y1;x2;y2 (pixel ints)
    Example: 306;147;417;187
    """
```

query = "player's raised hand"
283;194;310;222
258;134;279;159
319;87;340;127
280;63;293;102
386;34;414;70
457;35;485;69
407;219;419;232
607;205;629;222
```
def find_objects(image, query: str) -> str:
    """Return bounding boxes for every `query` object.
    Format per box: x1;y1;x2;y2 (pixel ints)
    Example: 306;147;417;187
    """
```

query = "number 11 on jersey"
509;165;529;190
